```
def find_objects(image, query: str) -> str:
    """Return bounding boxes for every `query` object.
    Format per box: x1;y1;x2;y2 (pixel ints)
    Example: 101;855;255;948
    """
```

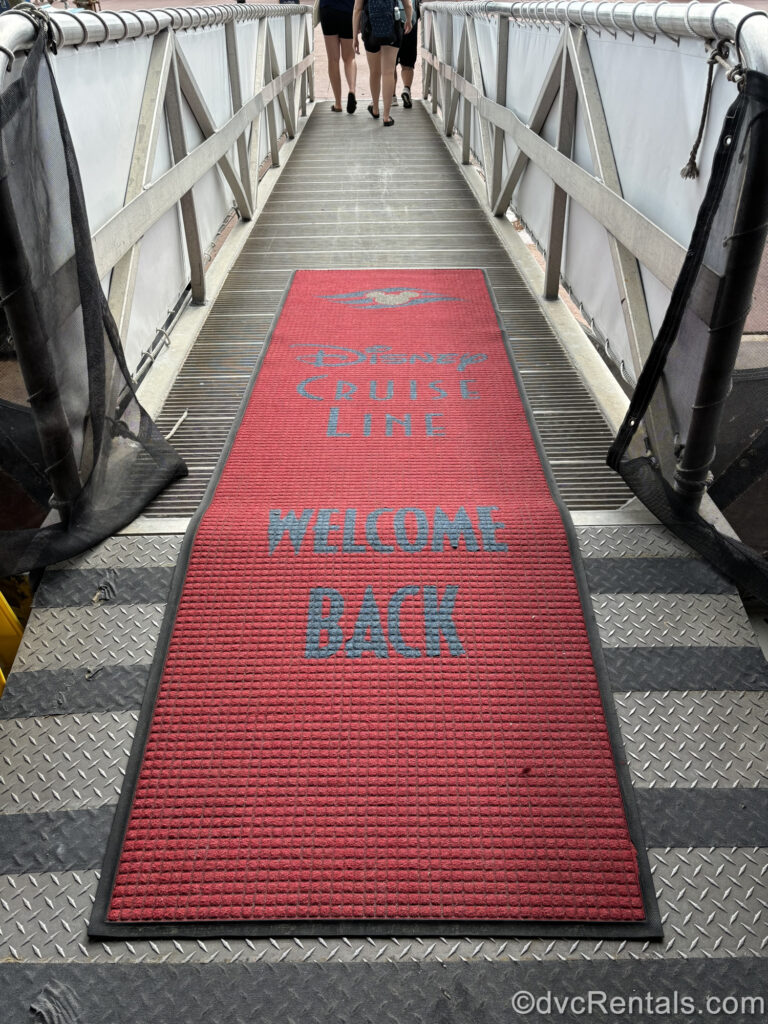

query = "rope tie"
680;48;722;180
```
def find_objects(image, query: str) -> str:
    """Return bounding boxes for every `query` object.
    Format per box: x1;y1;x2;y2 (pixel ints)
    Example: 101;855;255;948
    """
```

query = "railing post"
544;44;576;300
165;47;206;305
490;13;509;211
225;18;255;218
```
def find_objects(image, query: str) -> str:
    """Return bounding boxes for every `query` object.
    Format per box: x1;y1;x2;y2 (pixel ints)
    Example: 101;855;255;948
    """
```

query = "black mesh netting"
0;27;186;576
608;65;768;603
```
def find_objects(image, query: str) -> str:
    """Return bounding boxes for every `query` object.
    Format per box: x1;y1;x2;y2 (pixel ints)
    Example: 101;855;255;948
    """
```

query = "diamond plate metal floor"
1;101;767;1023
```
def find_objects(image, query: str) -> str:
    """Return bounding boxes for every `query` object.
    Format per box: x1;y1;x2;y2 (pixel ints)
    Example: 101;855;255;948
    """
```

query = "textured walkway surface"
1;96;767;1023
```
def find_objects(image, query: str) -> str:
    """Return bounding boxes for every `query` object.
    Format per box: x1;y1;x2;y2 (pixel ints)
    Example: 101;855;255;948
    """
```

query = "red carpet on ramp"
91;270;658;938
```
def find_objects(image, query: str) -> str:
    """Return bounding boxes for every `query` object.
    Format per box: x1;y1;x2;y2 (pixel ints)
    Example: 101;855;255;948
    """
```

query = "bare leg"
401;65;414;89
323;34;342;109
380;46;398;122
366;50;381;115
340;37;357;97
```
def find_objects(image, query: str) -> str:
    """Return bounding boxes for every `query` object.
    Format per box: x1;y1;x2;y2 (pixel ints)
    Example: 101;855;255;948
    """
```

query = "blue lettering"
365;509;393;552
292;345;364;367
425;413;445;436
477;506;508;551
388;586;421;657
428;381;447;398
326;406;351;437
432;507;480;551
305;588;344;658
457;353;487;372
385;414;411;437
297;375;326;400
342;509;366;553
346;586;388;658
314;509;341;553
269;508;313;555
370;381;394;401
424;585;464;656
460;380;480;400
335;380;357;400
393;508;428;552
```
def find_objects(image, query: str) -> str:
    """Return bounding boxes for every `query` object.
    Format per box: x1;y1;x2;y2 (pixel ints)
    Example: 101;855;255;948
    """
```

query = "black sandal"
383;117;395;127
367;104;379;119
331;105;343;112
347;92;357;114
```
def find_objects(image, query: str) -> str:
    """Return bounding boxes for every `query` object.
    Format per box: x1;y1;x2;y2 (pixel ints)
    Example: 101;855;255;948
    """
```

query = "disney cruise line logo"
321;287;462;310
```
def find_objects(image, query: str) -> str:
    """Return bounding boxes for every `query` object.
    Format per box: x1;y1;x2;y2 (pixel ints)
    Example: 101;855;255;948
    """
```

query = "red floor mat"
94;270;653;934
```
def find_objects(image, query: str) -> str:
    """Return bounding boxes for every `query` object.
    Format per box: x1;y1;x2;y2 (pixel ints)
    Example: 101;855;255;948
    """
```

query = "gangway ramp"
1;7;768;1023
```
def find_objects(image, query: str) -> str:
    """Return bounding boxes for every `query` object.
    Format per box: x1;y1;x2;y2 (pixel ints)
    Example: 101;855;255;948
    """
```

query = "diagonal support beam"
175;45;253;222
492;33;565;217
108;30;174;339
267;27;296;141
492;31;565;216
566;26;676;470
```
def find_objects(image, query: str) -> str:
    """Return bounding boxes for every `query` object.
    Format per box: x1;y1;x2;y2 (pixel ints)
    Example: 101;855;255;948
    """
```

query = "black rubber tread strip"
0;666;151;718
603;647;768;691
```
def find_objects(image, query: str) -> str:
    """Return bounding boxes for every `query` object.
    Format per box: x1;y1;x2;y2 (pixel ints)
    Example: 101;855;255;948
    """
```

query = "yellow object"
0;590;23;681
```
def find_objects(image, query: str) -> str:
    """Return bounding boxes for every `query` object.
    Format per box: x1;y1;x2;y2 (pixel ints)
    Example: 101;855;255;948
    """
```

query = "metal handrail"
422;2;768;72
0;3;313;88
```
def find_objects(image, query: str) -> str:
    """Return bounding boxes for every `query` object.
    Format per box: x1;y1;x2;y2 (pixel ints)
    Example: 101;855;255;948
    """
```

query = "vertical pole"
544;47;576;300
165;49;206;305
225;18;254;217
491;15;509;212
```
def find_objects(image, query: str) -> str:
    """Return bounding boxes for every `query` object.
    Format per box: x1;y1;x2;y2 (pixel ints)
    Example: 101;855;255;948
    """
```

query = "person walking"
319;0;358;113
393;0;419;108
353;0;413;127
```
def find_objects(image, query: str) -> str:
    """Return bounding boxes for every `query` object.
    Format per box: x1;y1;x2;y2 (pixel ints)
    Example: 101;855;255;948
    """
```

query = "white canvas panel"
510;87;560;250
505;24;562;124
123;206;188;375
52;37;153;232
588;32;737;249
236;20;261;102
176;25;233;128
475;16;497;101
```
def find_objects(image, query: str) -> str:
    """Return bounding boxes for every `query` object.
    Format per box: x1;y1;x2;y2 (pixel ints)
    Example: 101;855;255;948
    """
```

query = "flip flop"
331;105;343;112
367;104;379;119
383;117;395;127
347;92;357;113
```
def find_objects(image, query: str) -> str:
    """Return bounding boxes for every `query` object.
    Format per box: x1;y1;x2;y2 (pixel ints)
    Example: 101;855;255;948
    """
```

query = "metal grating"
146;104;630;516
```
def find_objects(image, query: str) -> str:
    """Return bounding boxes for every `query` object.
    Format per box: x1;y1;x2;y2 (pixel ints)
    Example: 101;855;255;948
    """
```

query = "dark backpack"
366;0;395;41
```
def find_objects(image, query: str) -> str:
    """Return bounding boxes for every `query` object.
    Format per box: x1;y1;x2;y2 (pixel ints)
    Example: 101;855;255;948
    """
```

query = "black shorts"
362;9;403;52
397;23;417;67
320;7;353;39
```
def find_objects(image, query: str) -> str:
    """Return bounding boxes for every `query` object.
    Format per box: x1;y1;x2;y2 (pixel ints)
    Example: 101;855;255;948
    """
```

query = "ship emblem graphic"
322;287;462;310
